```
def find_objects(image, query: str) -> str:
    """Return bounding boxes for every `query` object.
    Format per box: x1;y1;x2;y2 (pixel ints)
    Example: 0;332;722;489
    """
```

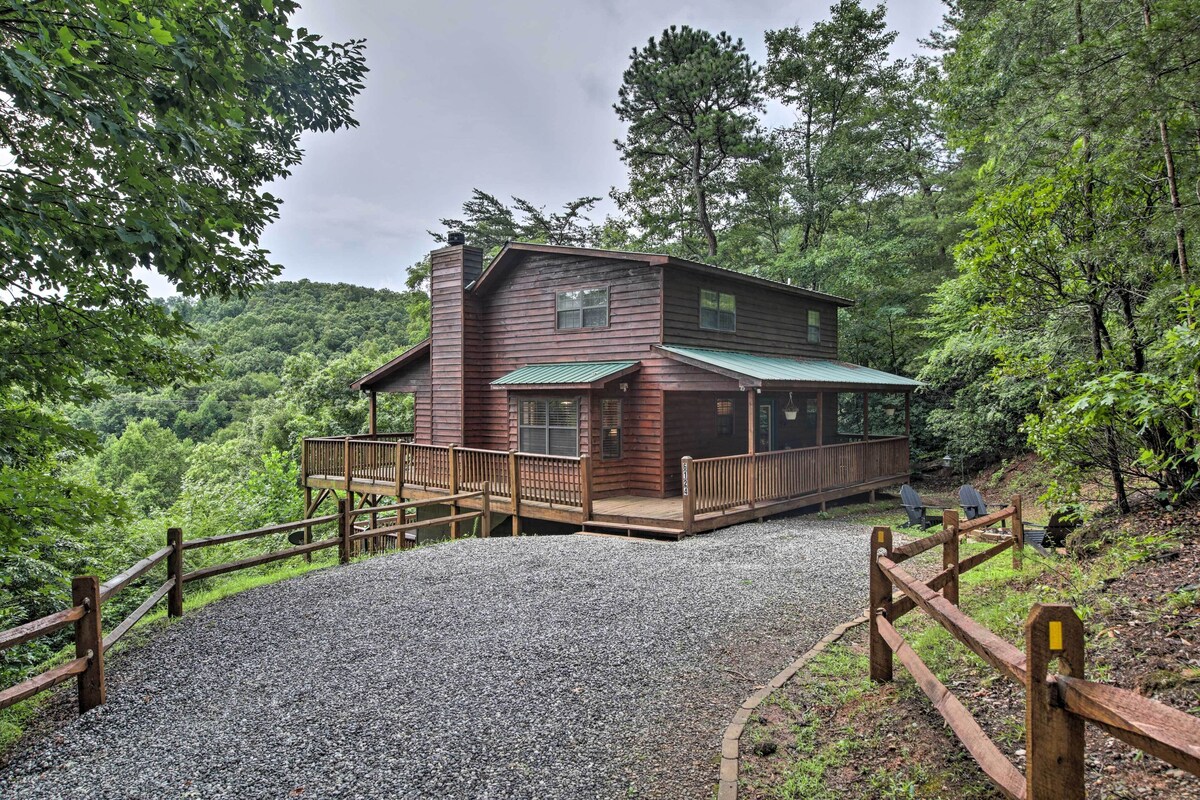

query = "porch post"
815;391;824;446
862;392;870;442
746;388;757;455
368;390;377;436
904;391;911;437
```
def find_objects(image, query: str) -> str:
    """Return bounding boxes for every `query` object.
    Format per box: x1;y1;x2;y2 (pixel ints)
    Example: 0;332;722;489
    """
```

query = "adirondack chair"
958;484;994;520
900;484;939;530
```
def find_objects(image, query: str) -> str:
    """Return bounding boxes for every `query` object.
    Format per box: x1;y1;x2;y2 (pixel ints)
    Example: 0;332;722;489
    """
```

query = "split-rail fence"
0;490;491;716
869;498;1200;798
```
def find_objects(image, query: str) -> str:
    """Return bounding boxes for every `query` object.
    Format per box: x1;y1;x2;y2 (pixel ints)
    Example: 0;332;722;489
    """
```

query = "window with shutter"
600;398;622;460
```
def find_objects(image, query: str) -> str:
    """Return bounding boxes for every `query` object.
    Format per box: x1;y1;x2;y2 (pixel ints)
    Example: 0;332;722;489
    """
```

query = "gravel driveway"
0;519;869;800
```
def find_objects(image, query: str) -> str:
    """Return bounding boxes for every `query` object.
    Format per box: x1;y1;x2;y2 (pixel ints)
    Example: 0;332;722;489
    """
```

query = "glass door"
757;399;774;452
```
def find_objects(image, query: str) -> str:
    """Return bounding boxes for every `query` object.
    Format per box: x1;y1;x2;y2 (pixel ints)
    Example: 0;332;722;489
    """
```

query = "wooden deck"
301;435;910;538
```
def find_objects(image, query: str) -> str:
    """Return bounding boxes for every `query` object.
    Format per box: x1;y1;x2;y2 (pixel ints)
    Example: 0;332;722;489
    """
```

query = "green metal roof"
657;346;921;388
492;360;640;387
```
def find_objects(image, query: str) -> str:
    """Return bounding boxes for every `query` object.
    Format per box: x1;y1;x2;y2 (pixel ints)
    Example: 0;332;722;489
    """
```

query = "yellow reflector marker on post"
877;530;885;544
1048;620;1063;651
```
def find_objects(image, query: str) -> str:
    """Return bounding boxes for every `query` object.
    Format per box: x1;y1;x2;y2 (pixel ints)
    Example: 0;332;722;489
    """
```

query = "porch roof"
491;360;641;390
654;345;921;390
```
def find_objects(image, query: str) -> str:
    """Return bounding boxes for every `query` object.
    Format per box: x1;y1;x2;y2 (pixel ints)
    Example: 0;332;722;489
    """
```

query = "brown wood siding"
467;253;665;494
373;355;430;394
428;246;482;446
663;391;749;493
661;265;840;358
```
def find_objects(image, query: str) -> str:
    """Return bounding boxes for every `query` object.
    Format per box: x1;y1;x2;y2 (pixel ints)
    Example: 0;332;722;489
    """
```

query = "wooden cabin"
301;240;919;538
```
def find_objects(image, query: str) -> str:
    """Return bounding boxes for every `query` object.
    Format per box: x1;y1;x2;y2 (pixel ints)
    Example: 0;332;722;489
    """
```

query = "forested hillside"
2;282;425;675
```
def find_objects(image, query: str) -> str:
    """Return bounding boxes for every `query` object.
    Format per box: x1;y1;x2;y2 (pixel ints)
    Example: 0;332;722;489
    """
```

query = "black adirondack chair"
958;484;993;520
900;484;939;530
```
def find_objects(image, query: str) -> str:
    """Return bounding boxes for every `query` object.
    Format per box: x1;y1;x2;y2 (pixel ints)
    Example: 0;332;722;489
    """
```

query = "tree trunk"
692;142;717;257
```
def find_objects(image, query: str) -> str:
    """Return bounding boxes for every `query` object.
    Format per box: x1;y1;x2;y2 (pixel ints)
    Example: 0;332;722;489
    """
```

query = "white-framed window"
518;398;579;456
807;309;821;343
557;288;608;329
700;289;736;331
600;398;622;460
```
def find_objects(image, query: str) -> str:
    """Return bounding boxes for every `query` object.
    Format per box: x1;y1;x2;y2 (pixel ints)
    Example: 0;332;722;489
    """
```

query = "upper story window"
807;309;821;344
518;398;579;457
557;288;608;329
700;289;736;332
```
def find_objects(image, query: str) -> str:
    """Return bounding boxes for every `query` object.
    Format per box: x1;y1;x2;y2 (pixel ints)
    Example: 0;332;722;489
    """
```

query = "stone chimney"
428;235;483;446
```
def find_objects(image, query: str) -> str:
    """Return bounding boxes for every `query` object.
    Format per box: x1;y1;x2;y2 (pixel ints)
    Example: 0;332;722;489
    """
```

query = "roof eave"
350;339;431;391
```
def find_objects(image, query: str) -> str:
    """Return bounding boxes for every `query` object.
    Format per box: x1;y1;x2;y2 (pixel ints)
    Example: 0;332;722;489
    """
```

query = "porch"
300;434;911;538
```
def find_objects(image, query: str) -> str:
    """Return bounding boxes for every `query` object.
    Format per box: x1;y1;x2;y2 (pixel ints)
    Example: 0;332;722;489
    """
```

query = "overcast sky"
233;0;947;294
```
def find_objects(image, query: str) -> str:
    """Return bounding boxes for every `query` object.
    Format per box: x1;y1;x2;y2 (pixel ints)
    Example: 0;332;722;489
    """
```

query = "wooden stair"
577;520;687;541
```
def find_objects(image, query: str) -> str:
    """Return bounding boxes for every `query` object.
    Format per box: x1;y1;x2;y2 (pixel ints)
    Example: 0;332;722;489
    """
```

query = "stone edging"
716;612;870;800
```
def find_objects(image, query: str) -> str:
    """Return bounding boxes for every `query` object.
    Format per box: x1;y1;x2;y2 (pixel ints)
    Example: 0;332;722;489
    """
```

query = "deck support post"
337;497;351;565
868;526;893;683
746;388;757;454
903;392;911;439
481;484;492;537
942;509;960;606
508;450;521;536
167;527;183;618
368;390;377;436
681;456;695;533
303;486;313;563
343;437;351;496
1025;604;1085;800
862;392;870;442
448;444;459;539
815;391;824;446
395;442;405;498
580;455;593;522
72;575;105;712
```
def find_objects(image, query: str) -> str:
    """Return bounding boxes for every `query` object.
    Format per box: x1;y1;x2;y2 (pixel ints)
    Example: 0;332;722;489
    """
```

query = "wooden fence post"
681;457;695;533
167;527;184;618
869;526;893;683
580;455;593;522
481;484;492;538
1012;494;1024;570
943;509;960;606
338;497;351;565
747;454;757;511
509;450;521;537
448;444;459;539
1025;604;1085;800
72;576;105;712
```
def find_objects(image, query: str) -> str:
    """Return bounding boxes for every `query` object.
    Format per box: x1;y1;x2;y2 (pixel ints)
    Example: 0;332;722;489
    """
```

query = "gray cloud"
256;0;947;291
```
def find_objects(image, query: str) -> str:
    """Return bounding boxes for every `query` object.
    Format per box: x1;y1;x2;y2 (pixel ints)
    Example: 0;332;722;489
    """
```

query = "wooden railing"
686;436;910;517
301;438;590;521
0;491;492;719
869;502;1200;798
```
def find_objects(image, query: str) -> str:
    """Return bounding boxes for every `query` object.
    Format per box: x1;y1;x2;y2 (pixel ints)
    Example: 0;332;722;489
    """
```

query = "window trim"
807;309;821;344
699;288;736;332
600;398;622;461
517;397;580;457
556;286;610;331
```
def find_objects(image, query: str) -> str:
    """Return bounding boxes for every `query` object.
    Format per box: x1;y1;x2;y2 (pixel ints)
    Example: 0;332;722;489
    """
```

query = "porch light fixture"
942;454;952;469
783;392;799;421
619;382;629;393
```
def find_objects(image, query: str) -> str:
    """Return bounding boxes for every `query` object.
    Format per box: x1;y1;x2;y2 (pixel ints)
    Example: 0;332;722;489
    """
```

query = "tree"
430;189;601;256
0;0;366;550
613;25;764;258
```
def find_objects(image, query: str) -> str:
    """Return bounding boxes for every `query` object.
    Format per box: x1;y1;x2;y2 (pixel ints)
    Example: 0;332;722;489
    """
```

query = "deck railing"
686;436;910;517
301;437;590;524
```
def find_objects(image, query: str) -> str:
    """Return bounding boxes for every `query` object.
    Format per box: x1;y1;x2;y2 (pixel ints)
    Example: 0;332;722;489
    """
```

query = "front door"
757;398;774;452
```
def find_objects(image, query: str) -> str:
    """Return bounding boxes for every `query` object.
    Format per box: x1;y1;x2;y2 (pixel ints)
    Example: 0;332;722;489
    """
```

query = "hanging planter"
783;392;799;421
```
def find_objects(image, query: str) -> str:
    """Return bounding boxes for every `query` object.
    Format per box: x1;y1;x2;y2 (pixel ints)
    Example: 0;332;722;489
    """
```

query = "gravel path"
0;519;869;800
